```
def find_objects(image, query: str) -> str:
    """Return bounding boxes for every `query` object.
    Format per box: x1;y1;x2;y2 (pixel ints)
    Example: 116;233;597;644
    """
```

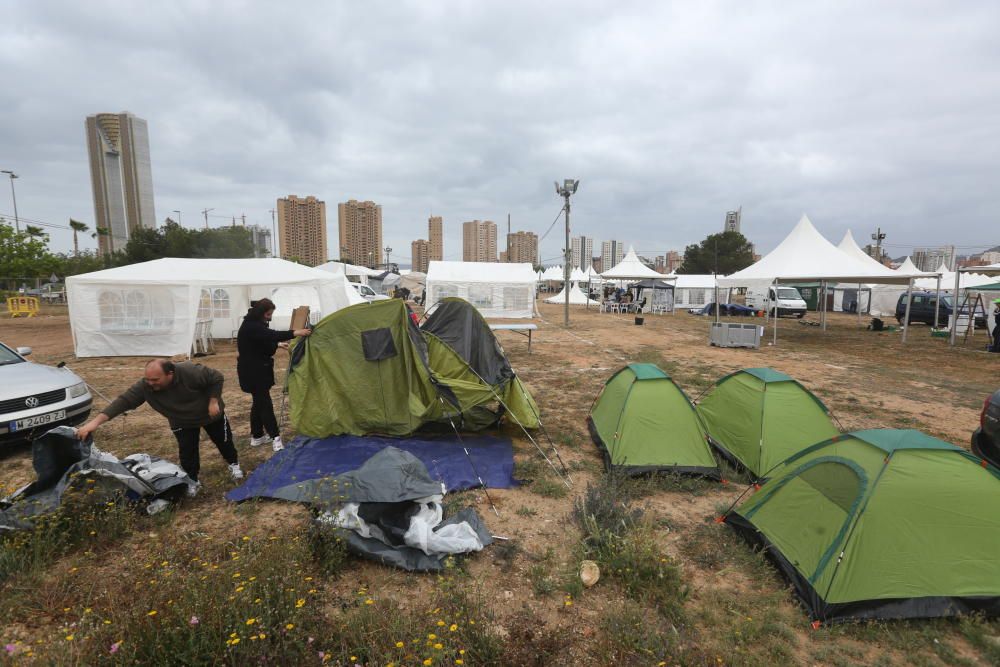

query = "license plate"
11;410;66;431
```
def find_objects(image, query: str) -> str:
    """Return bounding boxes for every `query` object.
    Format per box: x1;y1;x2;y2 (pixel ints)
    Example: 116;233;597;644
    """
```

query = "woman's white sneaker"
229;463;245;480
249;435;272;447
272;436;284;452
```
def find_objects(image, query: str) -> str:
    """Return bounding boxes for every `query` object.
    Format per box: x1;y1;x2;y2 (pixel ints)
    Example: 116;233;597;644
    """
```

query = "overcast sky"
2;1;998;264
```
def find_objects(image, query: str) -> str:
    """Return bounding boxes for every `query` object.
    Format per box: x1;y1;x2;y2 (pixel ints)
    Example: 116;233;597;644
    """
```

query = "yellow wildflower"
148;610;158;616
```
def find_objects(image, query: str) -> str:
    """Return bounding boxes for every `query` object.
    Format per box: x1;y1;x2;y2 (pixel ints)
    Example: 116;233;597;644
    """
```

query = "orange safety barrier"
7;296;40;318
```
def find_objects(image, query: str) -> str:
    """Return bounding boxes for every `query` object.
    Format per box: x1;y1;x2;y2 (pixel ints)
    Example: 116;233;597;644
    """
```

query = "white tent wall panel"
426;281;535;319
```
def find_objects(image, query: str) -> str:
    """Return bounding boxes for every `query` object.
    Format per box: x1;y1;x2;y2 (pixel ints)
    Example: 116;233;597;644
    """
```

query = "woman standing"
236;298;311;451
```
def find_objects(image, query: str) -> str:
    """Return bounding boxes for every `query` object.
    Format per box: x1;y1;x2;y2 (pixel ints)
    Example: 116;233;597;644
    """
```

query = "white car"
0;342;92;446
349;283;390;302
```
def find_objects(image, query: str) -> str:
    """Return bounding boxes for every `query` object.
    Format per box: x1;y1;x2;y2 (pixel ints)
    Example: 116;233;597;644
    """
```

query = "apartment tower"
462;220;497;262
412;239;431;273
571;236;594;271
85;111;156;254
428;215;443;261
506;231;538;266
601;240;625;272
277;195;328;266
338;199;383;268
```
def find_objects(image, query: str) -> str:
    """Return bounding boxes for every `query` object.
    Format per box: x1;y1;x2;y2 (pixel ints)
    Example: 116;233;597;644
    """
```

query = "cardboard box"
289;306;310;331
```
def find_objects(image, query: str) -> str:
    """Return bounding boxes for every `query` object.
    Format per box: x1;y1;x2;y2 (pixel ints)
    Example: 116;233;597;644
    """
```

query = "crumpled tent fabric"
288;298;538;437
0;426;197;532
309;447;493;571
225;434;515;503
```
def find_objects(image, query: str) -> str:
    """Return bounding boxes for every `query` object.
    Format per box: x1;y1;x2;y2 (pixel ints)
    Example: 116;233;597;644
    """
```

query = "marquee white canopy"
425;261;536;319
601;246;671;280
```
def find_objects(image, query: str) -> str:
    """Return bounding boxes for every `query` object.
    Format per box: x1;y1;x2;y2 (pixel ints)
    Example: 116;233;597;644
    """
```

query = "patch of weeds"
572;474;687;621
592;600;707;665
529;562;558;596
490;540;522;572
515;506;538;517
530;477;569;498
557;432;579;450
0;485;136;583
307;520;350;577
680;518;775;583
499;612;568;666
631;346;673;371
691;588;799;666
959;614;1000;665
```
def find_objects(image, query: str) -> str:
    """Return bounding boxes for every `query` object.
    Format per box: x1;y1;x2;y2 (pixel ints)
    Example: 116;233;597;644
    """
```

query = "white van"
745;286;807;318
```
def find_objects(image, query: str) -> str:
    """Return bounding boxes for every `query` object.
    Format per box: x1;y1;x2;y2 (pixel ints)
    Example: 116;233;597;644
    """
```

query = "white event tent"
667;274;731;310
718;215;931;342
67;258;362;357
601;247;672;281
544;282;599;306
831;230;896;313
425;261;536;319
316;261;381;285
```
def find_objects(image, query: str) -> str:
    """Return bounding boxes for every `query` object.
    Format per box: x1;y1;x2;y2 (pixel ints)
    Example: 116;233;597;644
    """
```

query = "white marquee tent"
667;274;731;310
544;282;599;306
601;246;671;280
540;265;565;281
67;258;361;357
425;261;536;319
316;261;381;285
831;230;895;313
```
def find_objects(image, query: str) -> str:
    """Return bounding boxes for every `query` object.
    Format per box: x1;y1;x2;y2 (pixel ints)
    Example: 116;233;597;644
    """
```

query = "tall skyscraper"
277;195;328;266
724;207;742;233
506;231;538;266
913;246;956;272
338;199;383;268
571;235;594;271
665;250;682;273
428;216;443;261
411;239;430;273
462;220;497;262
247;224;273;257
85;111;156;254
601;240;625;271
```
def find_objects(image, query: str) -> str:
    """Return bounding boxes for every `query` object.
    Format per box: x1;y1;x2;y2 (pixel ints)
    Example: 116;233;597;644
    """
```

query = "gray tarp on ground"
309;446;492;572
0;426;196;532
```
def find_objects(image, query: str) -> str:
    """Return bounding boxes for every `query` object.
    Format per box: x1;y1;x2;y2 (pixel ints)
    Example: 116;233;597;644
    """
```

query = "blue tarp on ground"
226;434;515;503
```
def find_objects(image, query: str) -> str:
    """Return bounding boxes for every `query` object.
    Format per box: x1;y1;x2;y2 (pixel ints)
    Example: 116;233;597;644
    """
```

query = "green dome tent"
588;364;719;477
287;299;538;437
725;430;1000;622
697;368;839;480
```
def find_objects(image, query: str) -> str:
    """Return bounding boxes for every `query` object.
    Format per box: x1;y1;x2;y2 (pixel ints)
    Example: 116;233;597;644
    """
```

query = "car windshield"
776;288;801;299
0;344;25;366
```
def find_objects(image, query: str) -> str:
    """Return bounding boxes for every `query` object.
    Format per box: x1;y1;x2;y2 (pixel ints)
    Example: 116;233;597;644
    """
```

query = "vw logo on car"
25;396;40;408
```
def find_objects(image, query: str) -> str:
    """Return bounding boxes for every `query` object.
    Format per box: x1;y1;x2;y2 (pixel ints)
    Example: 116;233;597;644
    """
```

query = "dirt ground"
1;302;998;665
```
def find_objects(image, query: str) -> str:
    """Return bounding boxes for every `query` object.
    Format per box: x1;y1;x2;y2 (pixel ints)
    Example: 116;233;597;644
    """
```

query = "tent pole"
772;279;778;346
714;274;720;325
949;268;962;346
934;274;942;331
857;282;862;328
901;278;914;343
821;281;827;331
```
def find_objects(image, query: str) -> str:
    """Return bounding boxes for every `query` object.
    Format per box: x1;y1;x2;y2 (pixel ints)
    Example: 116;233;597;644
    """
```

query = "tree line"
0;218;259;290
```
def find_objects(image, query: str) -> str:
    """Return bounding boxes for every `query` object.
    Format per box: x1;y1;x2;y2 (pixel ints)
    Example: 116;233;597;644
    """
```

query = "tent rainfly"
66;258;361;357
588;364;719;477
724;429;1000;622
425;261;537;319
601;246;672;281
696;368;839;479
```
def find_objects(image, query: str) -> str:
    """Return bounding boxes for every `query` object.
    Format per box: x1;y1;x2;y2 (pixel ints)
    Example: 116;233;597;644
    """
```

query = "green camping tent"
697;368;839;479
288;298;538;437
588;364;719;477
725;429;1000;622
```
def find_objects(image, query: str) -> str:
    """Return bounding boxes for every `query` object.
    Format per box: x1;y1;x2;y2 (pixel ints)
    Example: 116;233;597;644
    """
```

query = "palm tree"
69;219;89;256
24;225;47;240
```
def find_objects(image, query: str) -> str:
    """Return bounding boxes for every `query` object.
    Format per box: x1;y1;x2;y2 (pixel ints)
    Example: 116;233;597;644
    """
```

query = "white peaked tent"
570;267;588;282
425;261;536;319
316;261;381;285
540;265;565;281
67;258;362;357
601;246;670;280
667;274;731;310
831;230;892;313
718;216;932;342
544;281;599;305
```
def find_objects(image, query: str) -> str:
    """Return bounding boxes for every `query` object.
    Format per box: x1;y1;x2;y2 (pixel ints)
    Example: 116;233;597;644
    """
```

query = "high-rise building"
278;195;328;266
85;111;156;254
571;235;594;271
338;199;383;268
724;208;742;233
428;216;443;261
462;220;497;262
601;240;625;272
655;256;666;273
412;239;430;273
506;231;538;266
665;250;682;273
247;225;273;257
913;246;956;272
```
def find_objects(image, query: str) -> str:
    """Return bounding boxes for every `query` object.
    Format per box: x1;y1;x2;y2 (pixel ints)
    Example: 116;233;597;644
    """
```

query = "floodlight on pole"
1;170;20;233
202;208;214;229
172;210;181;226
555;179;580;328
384;246;392;268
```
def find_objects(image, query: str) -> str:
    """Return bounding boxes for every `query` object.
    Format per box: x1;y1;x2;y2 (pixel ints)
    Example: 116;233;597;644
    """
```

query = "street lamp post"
555;179;580;327
172;210;182;225
384;246;392;269
1;170;20;233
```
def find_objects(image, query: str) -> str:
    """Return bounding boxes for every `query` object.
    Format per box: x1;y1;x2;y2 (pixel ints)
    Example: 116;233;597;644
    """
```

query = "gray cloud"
1;1;998;263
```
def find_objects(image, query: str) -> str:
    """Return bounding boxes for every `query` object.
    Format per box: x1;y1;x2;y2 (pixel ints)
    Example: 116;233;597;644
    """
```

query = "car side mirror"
16;347;32;356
